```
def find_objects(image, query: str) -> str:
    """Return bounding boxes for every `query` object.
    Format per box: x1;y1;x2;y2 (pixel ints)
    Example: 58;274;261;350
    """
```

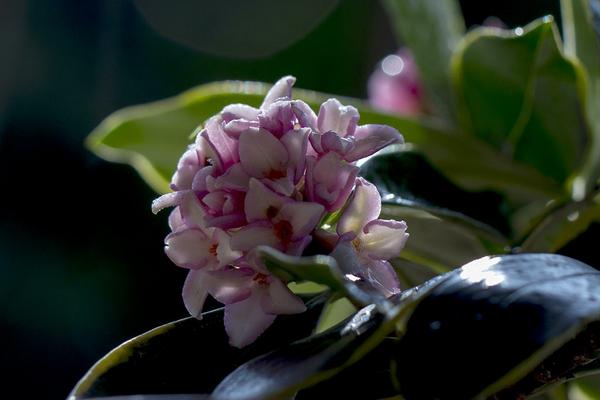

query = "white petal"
261;76;296;109
239;128;288;178
245;178;291;222
230;223;281;252
182;270;211;319
361;219;409;260
278;201;324;240
262;278;307;314
337;178;381;235
224;289;277;348
164;228;213;269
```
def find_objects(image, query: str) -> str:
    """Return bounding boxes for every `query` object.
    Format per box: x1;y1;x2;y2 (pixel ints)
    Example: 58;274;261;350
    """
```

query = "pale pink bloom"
184;264;305;348
230;179;324;255
368;49;423;115
333;178;409;296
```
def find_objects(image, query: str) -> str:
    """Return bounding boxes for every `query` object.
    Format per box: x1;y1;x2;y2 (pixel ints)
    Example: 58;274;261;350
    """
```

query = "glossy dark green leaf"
393;253;600;399
562;0;600;197
382;0;465;121
360;150;511;236
521;190;600;252
69;293;329;399
211;286;429;400
453;18;590;183
258;246;390;310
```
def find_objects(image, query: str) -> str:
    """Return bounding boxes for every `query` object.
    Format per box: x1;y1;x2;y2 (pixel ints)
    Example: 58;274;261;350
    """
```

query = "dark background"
1;0;582;398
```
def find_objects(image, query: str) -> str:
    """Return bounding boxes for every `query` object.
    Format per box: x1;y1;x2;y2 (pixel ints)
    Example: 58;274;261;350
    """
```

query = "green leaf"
212;284;432;400
562;0;600;197
520;190;600;252
381;0;465;122
452;17;590;184
257;246;390;310
360;150;511;237
393;254;600;399
89;79;563;211
69;293;328;399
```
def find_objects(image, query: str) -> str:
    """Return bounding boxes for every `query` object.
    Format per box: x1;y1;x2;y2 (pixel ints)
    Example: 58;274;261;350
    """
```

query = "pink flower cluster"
153;77;408;347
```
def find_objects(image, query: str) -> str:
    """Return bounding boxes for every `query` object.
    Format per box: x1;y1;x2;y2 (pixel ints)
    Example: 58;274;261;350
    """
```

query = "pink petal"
168;207;185;232
204;213;247;230
164;228;213;269
261;278;307;314
214;230;242;266
201;118;239;172
344;124;404;162
277;201;324;240
213;164;250;191
337;178;381;235
286;235;313;256
224;290;277;348
182;270;211;319
223;119;259;139
360;219;409;260
258;101;295;136
179;191;207;229
280;128;309;184
310;131;355;156
291;100;317;129
230;223;282;252
317;98;359;137
311;152;359;211
208;268;253;304
152;191;182;214
245;178;291;223
221;104;260;122
239;128;289;179
171;146;204;191
261;76;296;109
191;165;215;192
364;259;401;297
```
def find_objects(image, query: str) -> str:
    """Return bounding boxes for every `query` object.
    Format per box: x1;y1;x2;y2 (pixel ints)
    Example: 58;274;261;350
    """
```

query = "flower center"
266;206;279;220
208;243;218;256
273;220;293;245
266;169;286;180
352;237;362;252
252;272;270;286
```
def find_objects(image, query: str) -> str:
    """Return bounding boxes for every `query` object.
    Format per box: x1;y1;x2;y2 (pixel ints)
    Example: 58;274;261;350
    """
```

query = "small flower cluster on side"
153;76;408;347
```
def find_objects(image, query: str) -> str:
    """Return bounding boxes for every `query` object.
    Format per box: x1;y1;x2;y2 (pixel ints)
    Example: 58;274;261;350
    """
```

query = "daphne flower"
333;178;409;296
368;49;423;115
153;76;407;347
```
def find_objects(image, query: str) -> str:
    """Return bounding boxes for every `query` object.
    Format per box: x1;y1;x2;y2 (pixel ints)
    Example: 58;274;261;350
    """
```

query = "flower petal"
221;104;260;122
168;207;185;232
164;228;213;269
239;128;289;178
179;191;207;229
201;118;239;172
152;191;182;214
208;268;253;305
317;98;359;137
213;164;250;191
310;152;359;211
364;259;401;297
245;178;291;223
344;124;403;162
230;223;282;252
261;278;307;314
224;289;276;348
278;201;324;240
171;146;204;191
337;177;381;235
258;100;295;136
280;128;309;183
261;75;296;109
291;100;317;130
361;219;409;260
182;270;211;319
